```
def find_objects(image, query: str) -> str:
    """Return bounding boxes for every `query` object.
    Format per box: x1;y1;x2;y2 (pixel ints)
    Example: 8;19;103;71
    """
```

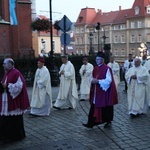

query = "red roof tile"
75;8;97;25
113;9;131;24
128;0;150;18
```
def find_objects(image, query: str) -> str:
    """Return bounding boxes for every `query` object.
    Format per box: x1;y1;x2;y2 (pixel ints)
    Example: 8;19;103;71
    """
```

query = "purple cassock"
0;68;30;111
0;68;30;143
89;64;118;123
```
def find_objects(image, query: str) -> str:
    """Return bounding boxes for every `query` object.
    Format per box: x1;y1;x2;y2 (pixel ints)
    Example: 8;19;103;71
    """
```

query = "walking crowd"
0;51;150;144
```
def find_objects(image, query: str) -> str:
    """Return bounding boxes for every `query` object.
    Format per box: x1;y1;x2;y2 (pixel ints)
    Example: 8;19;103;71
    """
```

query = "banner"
9;0;18;25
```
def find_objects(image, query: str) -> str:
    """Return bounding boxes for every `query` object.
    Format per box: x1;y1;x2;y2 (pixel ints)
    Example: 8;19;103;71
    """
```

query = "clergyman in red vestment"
83;52;118;128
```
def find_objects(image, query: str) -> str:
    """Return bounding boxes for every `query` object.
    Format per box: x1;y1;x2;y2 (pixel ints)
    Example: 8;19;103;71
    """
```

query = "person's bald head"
3;58;14;71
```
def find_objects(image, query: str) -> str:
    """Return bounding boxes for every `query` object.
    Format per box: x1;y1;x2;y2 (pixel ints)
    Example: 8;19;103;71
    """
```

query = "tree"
31;18;50;32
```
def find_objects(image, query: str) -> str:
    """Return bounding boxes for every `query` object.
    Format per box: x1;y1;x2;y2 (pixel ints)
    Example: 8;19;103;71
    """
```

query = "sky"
36;0;135;22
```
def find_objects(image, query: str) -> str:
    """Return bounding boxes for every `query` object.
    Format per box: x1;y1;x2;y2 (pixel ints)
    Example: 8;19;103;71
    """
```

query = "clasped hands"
91;78;98;84
131;75;137;79
60;70;64;75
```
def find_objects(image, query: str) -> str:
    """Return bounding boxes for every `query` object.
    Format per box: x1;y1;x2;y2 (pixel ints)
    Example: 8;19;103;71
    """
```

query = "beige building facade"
75;0;150;63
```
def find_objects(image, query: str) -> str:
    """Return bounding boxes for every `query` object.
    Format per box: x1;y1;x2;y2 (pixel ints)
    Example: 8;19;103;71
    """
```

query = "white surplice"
91;68;112;104
1;77;25;116
107;61;120;88
125;65;149;115
54;61;78;109
30;66;52;116
79;63;93;100
144;60;150;106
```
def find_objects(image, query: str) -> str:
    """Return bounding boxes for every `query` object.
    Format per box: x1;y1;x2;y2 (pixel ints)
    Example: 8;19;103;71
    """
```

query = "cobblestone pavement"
1;82;150;150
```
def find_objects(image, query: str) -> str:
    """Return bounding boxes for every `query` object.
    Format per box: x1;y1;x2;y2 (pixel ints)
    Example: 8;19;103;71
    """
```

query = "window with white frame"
131;22;135;28
77;38;79;44
76;28;79;33
76;49;79;54
81;28;84;33
121;49;125;56
137;21;142;28
147;6;150;14
120;24;126;30
41;39;46;50
131;49;135;56
94;36;97;44
81;50;83;54
115;49;118;56
121;35;125;43
138;34;142;42
135;6;140;15
131;35;135;43
81;38;84;44
114;36;118;43
114;25;118;30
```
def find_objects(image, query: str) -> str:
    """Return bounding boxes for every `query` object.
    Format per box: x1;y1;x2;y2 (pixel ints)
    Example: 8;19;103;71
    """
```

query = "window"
41;39;46;50
94;36;97;44
114;25;118;30
131;35;135;43
80;28;84;33
120;24;126;30
81;38;84;44
115;49;118;56
131;49;135;56
76;28;79;33
121;35;125;43
147;6;150;14
121;49;125;56
131;22;135;28
137;21;142;28
77;38;79;44
135;6;140;15
114;36;118;43
138;35;142;42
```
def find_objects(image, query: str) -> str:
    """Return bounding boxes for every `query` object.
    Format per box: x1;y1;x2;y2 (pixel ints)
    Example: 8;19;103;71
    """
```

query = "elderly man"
82;52;118;128
79;57;93;101
30;57;52;116
0;58;30;143
53;55;78;110
107;56;120;88
125;58;149;117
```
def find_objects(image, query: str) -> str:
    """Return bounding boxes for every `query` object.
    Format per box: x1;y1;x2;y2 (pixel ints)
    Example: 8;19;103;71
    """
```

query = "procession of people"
1;50;150;144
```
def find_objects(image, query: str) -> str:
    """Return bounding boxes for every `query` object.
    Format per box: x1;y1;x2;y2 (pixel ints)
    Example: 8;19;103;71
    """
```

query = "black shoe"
130;114;139;118
53;106;61;110
29;113;39;117
82;123;93;128
80;99;85;101
104;122;111;128
68;107;73;110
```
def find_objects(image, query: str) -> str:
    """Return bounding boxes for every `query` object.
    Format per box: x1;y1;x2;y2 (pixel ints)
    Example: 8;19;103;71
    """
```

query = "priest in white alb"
53;55;78;110
107;55;120;88
79;57;93;101
125;58;149;117
30;57;52;116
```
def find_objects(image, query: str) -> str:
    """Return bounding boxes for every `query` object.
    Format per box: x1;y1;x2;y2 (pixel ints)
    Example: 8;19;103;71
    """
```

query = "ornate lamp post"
88;32;94;55
95;22;101;52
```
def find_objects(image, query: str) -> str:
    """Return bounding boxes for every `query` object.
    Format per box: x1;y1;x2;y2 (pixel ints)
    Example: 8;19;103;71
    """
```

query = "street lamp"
49;0;59;86
88;32;94;55
101;28;107;49
95;22;101;52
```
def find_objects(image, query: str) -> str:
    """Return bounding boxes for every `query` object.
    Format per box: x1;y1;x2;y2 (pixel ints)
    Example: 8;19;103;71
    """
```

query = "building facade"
75;0;150;62
0;0;33;58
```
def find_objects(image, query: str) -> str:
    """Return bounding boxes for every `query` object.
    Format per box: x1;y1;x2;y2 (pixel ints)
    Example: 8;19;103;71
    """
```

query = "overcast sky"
36;0;135;22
